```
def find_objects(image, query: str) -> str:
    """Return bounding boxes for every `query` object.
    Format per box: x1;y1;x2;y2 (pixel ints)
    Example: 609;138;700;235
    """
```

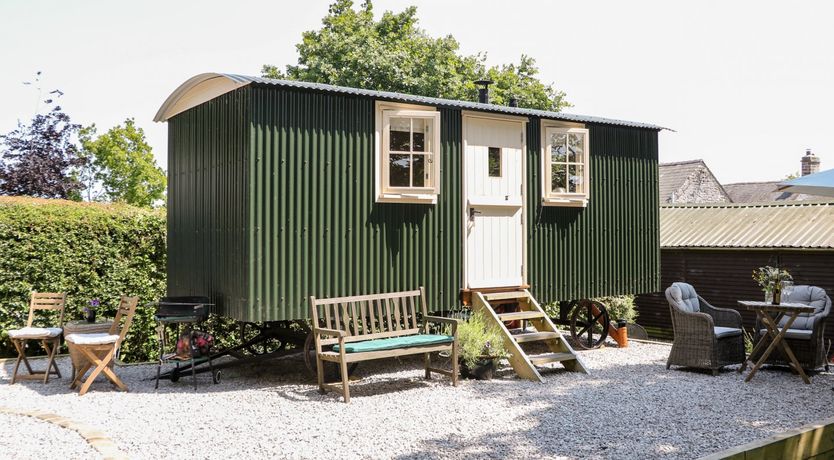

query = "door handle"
469;207;482;222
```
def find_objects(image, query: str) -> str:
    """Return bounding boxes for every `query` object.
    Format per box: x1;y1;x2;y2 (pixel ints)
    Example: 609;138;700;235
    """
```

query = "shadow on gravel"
393;357;834;460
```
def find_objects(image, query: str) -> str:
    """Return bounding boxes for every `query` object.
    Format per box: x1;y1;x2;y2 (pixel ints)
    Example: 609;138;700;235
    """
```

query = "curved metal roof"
155;72;669;130
660;202;834;249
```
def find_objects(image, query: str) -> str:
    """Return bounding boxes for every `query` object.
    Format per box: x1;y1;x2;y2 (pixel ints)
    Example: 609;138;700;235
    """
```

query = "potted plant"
457;311;508;380
83;298;99;323
752;266;792;304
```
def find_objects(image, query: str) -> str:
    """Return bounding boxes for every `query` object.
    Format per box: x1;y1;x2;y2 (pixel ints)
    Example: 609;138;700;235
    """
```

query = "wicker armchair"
665;282;745;375
751;285;831;371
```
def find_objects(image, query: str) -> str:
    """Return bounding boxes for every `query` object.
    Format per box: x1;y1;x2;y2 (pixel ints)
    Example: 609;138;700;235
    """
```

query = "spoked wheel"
240;322;288;355
303;332;359;381
626;323;649;340
570;299;611;349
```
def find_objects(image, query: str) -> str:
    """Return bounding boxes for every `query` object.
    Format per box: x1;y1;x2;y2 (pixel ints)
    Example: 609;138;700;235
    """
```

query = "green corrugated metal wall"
166;85;658;322
526;120;660;303
245;85;462;322
167;88;251;314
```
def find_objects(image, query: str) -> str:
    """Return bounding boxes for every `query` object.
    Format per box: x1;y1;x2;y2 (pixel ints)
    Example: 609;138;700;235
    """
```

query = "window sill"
542;197;588;208
376;192;438;204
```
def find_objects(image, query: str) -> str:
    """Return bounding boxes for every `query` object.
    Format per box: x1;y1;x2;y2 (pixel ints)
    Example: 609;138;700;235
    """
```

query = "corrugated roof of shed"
660;202;834;249
155;72;669;130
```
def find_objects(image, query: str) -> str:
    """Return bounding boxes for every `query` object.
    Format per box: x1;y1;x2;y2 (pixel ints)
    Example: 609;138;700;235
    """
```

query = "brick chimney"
801;149;821;176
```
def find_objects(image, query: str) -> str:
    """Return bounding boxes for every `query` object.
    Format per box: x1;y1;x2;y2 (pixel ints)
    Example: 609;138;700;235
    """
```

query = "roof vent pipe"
474;79;493;104
508;96;518;107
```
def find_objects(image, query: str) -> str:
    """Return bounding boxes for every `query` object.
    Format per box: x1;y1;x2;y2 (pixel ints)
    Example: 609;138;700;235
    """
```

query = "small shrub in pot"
457;311;508;380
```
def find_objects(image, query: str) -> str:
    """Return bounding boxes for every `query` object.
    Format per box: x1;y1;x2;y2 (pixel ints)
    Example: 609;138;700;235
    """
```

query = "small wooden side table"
737;301;815;384
64;320;114;381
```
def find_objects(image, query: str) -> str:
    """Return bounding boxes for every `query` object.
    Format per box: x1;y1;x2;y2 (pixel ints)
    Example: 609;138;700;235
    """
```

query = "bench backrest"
310;287;428;345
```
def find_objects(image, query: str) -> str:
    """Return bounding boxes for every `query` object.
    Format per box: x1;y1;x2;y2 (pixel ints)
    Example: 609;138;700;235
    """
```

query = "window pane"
550;134;567;163
389;154;411;187
550;133;567;163
412;118;426;152
488;147;501;177
412;154;426;187
569;165;584;193
568;132;584;163
390;118;411;151
551;164;566;193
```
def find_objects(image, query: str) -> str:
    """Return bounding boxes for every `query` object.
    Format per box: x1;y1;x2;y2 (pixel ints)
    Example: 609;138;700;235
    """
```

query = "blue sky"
1;0;832;184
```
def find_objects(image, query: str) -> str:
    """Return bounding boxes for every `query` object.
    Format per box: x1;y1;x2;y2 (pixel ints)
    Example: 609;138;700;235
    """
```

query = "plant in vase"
752;266;792;304
83;298;100;323
457;311;508;380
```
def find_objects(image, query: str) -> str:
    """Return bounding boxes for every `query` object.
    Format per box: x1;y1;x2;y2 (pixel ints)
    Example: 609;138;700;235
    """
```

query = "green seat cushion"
332;334;453;353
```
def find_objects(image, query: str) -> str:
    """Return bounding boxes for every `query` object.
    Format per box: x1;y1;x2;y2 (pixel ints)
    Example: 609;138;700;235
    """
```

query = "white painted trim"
541;121;590;207
461;113;528;289
468;197;523;207
154;73;250;122
374;101;440;204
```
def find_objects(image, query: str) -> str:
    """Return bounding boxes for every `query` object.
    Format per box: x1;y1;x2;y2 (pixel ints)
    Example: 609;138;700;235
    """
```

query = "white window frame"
375;102;441;204
541;123;590;207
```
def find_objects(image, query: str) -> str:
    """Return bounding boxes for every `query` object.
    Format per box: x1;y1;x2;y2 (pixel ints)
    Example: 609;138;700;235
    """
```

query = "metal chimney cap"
474;79;494;87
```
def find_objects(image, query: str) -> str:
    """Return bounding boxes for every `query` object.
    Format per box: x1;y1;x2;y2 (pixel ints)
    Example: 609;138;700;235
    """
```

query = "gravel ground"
1;341;832;459
0;412;101;459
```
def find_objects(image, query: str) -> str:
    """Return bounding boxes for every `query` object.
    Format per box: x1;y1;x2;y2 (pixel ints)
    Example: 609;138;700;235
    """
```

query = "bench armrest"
315;327;346;338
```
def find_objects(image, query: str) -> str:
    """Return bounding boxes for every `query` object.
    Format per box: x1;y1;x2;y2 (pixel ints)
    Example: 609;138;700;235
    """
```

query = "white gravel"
0;412;101;459
1;342;832;459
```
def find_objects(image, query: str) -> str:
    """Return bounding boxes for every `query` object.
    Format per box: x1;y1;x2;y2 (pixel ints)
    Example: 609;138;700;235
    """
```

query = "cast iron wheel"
569;299;611;349
303;332;359;381
213;370;221;384
240;322;287;355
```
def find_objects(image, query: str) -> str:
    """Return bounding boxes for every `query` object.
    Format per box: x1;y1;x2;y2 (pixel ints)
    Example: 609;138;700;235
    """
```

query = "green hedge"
0;196;167;362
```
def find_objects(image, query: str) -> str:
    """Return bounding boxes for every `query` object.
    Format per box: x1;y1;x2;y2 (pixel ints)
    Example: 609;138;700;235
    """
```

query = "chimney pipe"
801;148;820;176
474;79;493;104
508;96;518;107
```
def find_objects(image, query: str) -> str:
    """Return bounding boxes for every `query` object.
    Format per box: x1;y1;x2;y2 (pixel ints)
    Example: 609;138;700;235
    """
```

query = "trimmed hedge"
0;196;166;362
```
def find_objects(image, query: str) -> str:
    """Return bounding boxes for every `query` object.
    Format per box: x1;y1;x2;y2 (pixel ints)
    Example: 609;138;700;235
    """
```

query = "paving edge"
0;407;128;460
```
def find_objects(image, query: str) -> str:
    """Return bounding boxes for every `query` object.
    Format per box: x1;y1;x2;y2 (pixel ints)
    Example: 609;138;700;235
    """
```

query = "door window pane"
551;164;567;193
568;133;584;163
389;154;411;187
488;147;501;177
389;118;411;151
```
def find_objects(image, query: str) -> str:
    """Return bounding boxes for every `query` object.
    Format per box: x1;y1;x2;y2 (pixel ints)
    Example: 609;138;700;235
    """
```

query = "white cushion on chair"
7;327;62;339
65;333;119;345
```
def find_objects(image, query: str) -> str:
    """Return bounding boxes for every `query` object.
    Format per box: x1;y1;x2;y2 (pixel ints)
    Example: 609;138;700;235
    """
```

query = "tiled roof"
658;159;731;203
723;181;826;203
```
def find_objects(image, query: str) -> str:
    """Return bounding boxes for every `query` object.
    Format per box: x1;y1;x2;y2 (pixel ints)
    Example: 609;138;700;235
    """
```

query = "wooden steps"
472;289;588;382
497;311;544;321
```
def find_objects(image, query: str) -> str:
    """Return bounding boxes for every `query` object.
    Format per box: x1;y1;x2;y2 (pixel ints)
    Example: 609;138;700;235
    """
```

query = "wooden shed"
155;73;664;323
636;202;834;338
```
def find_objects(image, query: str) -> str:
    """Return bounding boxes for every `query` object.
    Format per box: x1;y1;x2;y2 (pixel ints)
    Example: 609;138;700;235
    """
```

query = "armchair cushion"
759;328;813;340
714;327;742;339
666;282;701;313
779;285;832;330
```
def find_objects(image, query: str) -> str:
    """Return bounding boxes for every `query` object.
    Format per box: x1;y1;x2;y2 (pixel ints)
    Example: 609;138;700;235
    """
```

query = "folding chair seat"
7;293;67;384
65;296;138;396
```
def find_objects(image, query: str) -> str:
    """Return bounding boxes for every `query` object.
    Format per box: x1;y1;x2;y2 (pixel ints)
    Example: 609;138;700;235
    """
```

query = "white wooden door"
464;116;525;289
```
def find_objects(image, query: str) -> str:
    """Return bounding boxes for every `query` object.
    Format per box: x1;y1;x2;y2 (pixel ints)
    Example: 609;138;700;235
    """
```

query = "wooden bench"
310;287;459;403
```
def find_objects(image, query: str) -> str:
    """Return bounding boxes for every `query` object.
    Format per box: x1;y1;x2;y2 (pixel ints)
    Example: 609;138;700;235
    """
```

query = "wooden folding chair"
8;292;67;384
65;296;138;396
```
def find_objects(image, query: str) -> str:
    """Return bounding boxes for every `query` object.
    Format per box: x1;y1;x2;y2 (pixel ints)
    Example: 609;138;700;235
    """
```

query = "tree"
262;0;569;111
0;79;85;199
79;119;166;207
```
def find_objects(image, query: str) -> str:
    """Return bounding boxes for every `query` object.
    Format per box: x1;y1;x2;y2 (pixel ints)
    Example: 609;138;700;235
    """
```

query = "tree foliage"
263;0;569;111
0;83;86;199
80;119;166;207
